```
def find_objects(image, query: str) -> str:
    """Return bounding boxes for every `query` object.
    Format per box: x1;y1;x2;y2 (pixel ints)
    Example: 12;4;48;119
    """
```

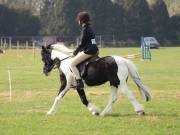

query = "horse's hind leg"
100;86;118;116
119;82;145;115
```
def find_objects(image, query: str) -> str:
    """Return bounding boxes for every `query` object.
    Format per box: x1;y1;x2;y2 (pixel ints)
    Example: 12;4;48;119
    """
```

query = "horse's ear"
42;46;46;50
47;44;53;49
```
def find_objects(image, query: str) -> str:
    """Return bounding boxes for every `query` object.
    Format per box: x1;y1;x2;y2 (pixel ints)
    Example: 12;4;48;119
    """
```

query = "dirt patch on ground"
152;90;180;99
145;115;159;121
26;106;47;113
87;91;109;96
0;90;56;102
0;91;10;97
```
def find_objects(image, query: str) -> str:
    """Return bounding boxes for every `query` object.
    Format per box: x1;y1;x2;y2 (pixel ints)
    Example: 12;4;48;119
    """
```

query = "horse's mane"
49;42;73;55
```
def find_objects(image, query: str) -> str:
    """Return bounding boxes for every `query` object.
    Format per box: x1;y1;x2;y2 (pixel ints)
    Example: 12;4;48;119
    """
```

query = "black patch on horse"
57;71;67;95
79;56;120;88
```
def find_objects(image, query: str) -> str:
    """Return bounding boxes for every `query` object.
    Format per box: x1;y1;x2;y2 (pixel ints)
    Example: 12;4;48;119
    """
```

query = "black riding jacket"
73;25;98;55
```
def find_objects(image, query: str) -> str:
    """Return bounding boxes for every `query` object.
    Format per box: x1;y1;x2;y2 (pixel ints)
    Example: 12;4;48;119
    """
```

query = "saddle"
77;54;100;78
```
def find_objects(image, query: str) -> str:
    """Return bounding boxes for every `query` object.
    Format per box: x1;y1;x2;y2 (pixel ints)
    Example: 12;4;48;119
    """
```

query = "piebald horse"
41;43;151;116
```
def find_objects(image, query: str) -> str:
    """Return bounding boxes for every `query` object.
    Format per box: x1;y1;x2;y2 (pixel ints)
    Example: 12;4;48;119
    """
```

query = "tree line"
0;0;179;42
0;5;40;36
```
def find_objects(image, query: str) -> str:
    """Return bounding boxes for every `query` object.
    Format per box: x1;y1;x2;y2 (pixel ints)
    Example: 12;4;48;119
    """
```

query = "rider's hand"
73;50;78;56
71;54;75;57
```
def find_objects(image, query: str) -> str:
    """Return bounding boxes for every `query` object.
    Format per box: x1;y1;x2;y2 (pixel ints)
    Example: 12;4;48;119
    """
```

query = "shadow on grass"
105;112;179;117
106;113;136;117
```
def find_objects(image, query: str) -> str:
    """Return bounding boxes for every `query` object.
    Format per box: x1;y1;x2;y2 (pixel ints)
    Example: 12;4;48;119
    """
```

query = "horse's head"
41;43;72;76
41;45;55;76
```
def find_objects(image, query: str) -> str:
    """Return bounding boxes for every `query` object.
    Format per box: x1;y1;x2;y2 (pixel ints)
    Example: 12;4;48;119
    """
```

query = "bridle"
42;47;72;72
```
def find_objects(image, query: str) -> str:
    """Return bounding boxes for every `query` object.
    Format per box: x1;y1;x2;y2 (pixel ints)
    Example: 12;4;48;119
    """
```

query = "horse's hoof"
92;111;99;116
100;113;105;117
137;111;145;116
46;111;53;116
46;113;51;116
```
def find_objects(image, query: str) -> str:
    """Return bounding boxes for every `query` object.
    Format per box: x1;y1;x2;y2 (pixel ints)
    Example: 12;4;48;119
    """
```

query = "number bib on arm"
91;39;96;45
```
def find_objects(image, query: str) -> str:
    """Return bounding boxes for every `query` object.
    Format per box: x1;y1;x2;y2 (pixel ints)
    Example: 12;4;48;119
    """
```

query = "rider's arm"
73;28;88;55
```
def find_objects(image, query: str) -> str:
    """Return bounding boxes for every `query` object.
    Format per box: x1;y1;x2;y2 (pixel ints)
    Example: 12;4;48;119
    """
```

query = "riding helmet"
76;11;90;25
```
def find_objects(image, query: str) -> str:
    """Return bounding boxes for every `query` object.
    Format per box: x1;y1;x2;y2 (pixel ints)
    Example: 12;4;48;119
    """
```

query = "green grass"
0;47;180;135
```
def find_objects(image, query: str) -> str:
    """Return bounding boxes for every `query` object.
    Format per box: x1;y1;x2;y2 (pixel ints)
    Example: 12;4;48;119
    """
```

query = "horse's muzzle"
43;66;53;76
43;68;49;76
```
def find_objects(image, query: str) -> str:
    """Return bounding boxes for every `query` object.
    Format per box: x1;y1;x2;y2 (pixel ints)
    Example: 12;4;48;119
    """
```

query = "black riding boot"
76;79;84;89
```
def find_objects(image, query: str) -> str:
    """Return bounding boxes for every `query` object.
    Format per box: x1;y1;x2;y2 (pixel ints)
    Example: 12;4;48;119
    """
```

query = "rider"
70;11;99;89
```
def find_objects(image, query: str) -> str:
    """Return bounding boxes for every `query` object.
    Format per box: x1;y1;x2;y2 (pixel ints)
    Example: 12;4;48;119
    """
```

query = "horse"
41;43;152;116
0;49;5;53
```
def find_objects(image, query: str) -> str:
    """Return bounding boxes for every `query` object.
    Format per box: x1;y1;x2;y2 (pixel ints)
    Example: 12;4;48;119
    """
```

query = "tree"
61;0;83;36
15;10;40;36
82;0;109;35
40;0;56;35
0;5;40;36
40;0;125;39
105;3;124;40
0;5;16;36
150;0;171;40
170;15;180;42
39;0;177;42
122;0;153;40
40;0;83;36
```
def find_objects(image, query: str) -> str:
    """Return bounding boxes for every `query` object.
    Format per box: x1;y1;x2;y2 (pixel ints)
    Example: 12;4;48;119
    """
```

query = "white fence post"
17;41;19;57
33;41;35;64
17;41;19;50
9;38;12;49
26;41;28;49
4;39;6;49
8;68;12;101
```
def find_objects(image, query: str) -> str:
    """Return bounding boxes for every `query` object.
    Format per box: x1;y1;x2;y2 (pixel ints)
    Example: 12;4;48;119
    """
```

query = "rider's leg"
70;52;91;89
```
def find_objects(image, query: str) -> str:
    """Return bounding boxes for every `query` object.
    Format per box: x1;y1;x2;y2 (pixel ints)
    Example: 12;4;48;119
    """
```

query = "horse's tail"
125;59;152;101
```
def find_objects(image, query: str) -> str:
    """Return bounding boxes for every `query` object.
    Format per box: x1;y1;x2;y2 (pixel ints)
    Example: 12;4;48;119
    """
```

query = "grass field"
0;47;180;135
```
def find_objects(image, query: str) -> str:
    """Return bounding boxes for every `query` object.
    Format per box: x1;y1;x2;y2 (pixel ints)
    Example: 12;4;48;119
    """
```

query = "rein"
60;56;71;62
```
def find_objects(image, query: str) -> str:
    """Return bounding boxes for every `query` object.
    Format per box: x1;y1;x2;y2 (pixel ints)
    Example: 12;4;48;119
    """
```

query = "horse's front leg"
76;88;100;115
47;72;71;115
